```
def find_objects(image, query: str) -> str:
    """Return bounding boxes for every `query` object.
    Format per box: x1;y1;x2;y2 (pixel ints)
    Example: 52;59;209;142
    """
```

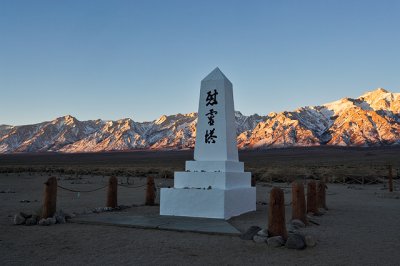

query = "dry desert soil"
1;148;400;265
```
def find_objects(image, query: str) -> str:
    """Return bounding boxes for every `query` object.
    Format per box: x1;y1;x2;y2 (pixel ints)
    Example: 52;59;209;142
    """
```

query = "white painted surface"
194;67;239;162
185;160;244;172
174;171;251;189
159;67;256;219
160;187;256;219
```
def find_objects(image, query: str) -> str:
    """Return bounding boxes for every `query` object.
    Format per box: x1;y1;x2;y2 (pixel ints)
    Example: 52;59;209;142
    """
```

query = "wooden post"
251;175;256;187
107;176;118;208
42;177;57;219
146;176;155;206
388;165;393;193
291;181;307;225
268;187;287;240
307;180;318;214
317;181;328;210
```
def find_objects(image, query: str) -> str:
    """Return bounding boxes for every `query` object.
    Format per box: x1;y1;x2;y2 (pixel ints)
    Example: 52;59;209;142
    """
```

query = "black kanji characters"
205;109;218;126
206;89;218;106
205;128;217;144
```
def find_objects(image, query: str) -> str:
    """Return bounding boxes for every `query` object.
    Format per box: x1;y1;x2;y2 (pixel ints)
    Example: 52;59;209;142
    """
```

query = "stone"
160;68;255;219
285;233;306;249
20;212;32;219
13;213;26;225
25;216;38;226
67;212;76;219
38;218;50;226
305;235;316;247
55;214;66;224
291;219;306;228
241;226;262;240
46;217;56;225
287;223;300;233
56;210;74;221
267;236;285;247
257;228;269;237
253;235;268;243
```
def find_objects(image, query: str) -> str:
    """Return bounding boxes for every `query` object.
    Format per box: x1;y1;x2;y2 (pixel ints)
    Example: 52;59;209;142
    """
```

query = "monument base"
160;187;256;219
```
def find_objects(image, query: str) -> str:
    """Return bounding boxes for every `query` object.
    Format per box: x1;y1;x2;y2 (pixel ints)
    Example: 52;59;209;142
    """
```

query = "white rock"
46;217;56;225
267;236;285;247
253;235;268;243
291;219;306;228
25;216;38;226
285;233;306;249
305;235;316;247
13;213;26;225
287;223;301;233
256;229;269;237
38;218;50;226
55;215;66;224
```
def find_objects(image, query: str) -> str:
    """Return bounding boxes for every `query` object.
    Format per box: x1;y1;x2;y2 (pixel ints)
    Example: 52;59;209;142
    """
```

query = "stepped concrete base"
185;160;244;172
72;214;241;235
160;186;256;219
174;171;251;189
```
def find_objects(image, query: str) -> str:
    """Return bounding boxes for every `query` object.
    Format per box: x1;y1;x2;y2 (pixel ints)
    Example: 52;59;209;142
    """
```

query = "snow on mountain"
0;125;13;138
324;89;400;146
0;88;399;153
237;88;400;149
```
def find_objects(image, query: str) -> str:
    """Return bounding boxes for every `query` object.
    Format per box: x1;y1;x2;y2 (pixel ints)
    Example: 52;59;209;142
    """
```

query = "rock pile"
241;219;317;250
13;210;73;226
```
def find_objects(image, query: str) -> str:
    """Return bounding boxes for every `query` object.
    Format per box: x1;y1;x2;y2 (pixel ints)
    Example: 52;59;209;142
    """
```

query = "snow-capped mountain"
238;88;400;148
0;88;399;153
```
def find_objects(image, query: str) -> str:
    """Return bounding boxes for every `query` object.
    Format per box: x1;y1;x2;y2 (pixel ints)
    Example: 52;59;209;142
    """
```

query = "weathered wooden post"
291;181;307;225
317;181;328;210
42;177;57;219
107;176;118;208
146;176;155;206
268;187;287;240
307;180;318;214
388;165;393;193
251;175;256;187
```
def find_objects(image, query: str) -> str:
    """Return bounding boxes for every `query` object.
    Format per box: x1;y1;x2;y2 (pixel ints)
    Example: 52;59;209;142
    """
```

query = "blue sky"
1;0;399;125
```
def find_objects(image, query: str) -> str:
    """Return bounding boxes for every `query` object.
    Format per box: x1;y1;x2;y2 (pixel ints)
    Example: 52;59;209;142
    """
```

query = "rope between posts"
57;183;148;192
118;183;147;189
57;184;108;193
56;175;155;194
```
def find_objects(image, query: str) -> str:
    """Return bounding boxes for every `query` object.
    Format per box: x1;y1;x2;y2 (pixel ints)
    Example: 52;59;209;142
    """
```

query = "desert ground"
1;148;400;265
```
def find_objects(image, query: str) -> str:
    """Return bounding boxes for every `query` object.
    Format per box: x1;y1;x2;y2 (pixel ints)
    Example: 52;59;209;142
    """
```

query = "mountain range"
0;88;399;153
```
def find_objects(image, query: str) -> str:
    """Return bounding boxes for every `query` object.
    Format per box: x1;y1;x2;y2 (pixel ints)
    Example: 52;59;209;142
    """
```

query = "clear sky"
1;0;399;125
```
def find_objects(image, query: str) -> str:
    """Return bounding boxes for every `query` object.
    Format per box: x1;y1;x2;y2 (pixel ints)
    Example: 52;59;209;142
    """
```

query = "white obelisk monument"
160;67;255;219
